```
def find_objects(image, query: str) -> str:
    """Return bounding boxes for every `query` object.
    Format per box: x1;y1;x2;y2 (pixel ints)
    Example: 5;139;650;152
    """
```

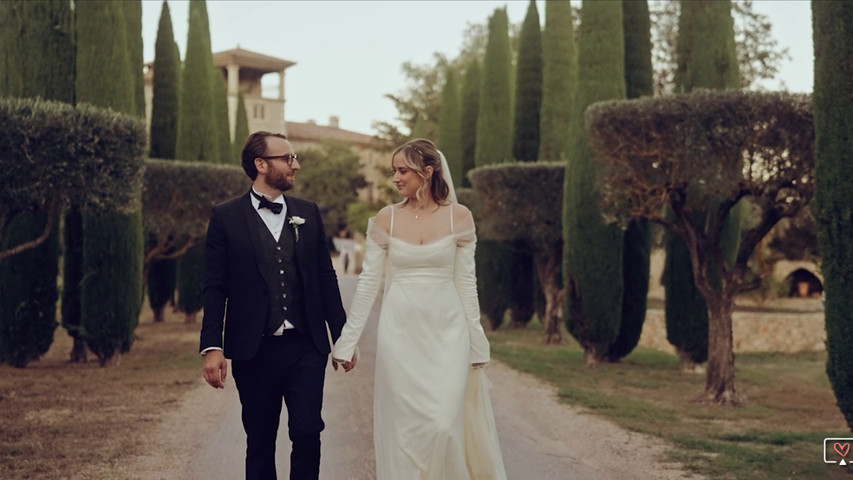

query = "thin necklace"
408;201;438;220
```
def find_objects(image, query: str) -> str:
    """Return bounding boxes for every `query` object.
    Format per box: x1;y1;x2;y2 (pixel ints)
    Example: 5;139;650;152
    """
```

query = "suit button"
279;269;284;275
276;246;282;251
282;293;287;299
284;306;288;311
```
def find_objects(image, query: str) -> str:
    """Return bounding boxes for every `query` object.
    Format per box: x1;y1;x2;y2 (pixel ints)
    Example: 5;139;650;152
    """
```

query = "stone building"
144;46;391;202
213;47;293;137
286;117;391;204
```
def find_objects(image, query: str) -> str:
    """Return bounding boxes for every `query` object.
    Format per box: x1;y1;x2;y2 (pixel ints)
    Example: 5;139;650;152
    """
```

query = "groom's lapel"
241;192;269;286
284;196;313;275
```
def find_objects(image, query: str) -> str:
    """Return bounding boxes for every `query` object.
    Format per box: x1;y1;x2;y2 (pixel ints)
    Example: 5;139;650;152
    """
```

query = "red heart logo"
834;443;850;457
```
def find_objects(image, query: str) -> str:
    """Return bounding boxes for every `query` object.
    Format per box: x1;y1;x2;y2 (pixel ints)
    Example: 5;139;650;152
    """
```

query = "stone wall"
639;305;826;354
640;249;826;354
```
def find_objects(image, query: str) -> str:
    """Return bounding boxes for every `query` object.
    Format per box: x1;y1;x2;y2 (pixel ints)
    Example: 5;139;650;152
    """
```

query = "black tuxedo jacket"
199;191;347;361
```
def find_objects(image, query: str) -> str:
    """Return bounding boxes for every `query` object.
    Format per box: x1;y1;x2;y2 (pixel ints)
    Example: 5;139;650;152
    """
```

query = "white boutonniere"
289;216;306;242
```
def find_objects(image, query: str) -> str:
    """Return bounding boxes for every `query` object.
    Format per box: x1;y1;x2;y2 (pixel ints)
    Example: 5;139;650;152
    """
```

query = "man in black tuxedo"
200;131;353;480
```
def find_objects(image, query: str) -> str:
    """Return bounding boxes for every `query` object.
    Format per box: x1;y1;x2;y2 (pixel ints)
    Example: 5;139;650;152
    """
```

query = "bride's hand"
333;355;357;372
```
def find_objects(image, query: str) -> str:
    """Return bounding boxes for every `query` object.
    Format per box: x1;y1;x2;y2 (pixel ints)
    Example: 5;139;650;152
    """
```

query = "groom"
200;131;348;479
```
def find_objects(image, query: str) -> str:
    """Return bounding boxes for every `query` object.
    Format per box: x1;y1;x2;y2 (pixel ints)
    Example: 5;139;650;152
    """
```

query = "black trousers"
232;331;327;480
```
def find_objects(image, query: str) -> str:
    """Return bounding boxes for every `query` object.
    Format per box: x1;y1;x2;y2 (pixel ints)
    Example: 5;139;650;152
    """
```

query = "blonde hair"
391;138;450;205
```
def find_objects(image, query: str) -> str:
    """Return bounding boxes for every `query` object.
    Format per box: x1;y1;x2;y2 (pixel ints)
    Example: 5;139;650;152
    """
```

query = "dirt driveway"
121;277;702;480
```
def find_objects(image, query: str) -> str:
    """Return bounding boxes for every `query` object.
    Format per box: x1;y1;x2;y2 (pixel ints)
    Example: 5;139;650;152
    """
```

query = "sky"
141;0;814;136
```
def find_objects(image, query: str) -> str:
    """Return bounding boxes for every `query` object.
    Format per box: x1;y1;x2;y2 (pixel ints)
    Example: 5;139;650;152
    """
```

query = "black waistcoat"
250;212;307;335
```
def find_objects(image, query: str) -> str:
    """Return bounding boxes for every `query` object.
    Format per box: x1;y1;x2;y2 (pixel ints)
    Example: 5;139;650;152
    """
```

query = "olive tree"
469;163;564;343
586;90;813;405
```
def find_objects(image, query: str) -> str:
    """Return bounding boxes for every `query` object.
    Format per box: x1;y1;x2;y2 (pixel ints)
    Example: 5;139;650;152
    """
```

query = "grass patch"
487;318;852;479
0;304;202;480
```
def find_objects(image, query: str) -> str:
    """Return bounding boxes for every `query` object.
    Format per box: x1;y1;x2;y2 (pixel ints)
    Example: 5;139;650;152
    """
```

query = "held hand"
344;352;358;372
203;350;228;389
472;362;486;369
332;353;358;373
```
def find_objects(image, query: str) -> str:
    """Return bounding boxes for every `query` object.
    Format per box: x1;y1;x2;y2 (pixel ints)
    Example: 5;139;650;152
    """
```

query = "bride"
332;138;506;479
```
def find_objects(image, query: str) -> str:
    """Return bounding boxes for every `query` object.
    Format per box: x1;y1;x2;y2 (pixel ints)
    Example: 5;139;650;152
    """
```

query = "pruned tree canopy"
142;159;248;264
587;90;813;274
0;98;145;261
468;163;563;244
0;97;146;214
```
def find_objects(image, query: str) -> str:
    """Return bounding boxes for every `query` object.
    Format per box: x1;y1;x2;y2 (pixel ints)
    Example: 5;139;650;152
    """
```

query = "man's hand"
203;350;228;389
332;353;358;373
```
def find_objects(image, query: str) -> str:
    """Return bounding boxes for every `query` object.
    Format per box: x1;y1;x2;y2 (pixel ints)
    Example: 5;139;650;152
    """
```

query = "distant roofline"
213;47;296;72
286;120;391;149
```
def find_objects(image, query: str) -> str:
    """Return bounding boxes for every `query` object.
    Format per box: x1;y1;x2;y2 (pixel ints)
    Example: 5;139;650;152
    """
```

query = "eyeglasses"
259;153;299;166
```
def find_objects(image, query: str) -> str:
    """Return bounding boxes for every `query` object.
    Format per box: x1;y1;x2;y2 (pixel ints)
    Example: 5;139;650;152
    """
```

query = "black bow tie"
251;191;283;214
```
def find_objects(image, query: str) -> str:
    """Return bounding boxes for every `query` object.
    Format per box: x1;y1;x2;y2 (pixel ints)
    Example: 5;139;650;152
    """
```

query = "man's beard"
265;169;294;192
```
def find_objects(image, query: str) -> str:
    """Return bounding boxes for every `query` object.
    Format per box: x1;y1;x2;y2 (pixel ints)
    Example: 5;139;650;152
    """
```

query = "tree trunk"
676;347;704;373
69;337;87;363
153;306;165;323
584;348;598;367
704;295;743;405
534;244;564;344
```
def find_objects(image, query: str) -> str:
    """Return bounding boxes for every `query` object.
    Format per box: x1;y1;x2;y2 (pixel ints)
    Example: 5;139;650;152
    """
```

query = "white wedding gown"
333;204;506;480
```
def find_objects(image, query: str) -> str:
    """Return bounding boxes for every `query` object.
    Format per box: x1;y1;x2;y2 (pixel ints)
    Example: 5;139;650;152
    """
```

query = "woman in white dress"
332;139;506;480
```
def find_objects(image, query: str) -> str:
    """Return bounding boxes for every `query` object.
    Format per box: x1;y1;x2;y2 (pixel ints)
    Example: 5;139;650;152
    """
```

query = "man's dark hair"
241;131;288;180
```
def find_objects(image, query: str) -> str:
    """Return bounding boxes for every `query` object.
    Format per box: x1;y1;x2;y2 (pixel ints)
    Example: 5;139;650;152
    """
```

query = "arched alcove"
785;268;824;298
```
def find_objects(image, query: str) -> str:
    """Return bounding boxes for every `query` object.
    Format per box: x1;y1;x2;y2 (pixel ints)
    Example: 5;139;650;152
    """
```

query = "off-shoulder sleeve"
453;206;490;364
332;217;388;361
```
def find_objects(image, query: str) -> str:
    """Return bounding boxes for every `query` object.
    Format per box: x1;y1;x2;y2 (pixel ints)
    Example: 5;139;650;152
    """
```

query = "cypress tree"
474;8;514;329
459;59;480;188
76;0;135;112
475;7;512;166
437;67;463;187
232;90;250;162
675;0;739;94
813;0;853;430
147;0;182;323
177;243;205;322
149;0;180;159
604;0;654;362
411;112;429;139
175;0;217;321
563;0;626;364
0;0;74;102
63;208;86;362
0;0;73;367
124;0;145;118
665;0;741;370
176;0;216;162
75;0;145;365
212;66;231;163
506;0;543;327
539;0;577;162
512;0;543;162
147;255;177;323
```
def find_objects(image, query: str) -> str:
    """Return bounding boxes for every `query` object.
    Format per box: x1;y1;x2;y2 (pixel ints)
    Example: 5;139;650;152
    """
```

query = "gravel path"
122;275;702;480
